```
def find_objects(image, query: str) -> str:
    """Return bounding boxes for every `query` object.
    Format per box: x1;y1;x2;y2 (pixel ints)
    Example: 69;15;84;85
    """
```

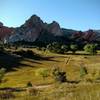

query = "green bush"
36;68;49;80
80;67;87;78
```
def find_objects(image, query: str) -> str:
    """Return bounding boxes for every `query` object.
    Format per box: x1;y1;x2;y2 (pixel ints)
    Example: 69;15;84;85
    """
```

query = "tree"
61;45;69;53
52;42;62;53
84;44;97;55
47;44;52;50
70;44;78;54
0;68;6;83
47;42;62;53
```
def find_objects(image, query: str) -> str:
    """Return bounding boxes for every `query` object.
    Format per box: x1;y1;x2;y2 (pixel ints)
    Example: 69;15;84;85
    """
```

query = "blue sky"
0;0;100;30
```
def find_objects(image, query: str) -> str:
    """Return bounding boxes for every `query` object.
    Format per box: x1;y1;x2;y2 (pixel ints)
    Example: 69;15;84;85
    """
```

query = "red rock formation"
83;30;96;41
73;31;83;38
73;30;96;42
0;22;14;40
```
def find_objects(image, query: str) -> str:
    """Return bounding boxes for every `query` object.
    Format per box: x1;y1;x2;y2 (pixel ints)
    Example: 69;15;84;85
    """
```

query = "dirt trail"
34;84;52;89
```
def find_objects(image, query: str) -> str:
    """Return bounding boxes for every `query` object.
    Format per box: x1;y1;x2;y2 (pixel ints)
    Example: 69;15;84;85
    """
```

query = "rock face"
0;22;13;41
47;21;63;36
9;15;44;42
72;30;100;42
0;15;99;43
8;15;63;42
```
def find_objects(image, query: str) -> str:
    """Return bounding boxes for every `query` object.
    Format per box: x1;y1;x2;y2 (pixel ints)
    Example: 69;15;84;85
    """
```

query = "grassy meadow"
0;47;100;100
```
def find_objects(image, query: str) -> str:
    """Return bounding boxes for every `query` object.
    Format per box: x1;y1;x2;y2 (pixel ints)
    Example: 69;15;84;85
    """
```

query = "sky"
0;0;100;31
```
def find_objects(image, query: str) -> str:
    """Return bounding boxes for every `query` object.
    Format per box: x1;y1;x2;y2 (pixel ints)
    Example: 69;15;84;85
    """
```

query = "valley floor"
0;48;100;100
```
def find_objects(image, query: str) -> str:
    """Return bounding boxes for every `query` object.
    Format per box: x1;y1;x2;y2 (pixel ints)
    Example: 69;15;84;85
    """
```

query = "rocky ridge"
0;15;100;43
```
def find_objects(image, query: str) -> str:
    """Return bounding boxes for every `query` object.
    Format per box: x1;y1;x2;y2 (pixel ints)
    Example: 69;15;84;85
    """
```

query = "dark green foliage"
47;43;79;54
51;42;62;53
70;44;78;54
61;45;69;53
52;67;67;83
47;42;63;53
27;81;33;87
13;50;35;58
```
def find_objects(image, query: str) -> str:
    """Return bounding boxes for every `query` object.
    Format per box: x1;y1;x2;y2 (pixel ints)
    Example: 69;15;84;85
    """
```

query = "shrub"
27;81;33;87
52;67;67;83
80;67;87;78
36;68;49;80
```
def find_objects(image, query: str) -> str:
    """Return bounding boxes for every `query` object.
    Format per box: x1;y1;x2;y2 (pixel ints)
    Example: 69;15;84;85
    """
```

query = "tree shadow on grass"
0;52;25;71
0;51;44;71
0;51;60;71
13;50;60;62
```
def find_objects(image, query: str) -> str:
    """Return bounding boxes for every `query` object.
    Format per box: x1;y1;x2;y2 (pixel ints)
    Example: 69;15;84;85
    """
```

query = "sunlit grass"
0;48;100;100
